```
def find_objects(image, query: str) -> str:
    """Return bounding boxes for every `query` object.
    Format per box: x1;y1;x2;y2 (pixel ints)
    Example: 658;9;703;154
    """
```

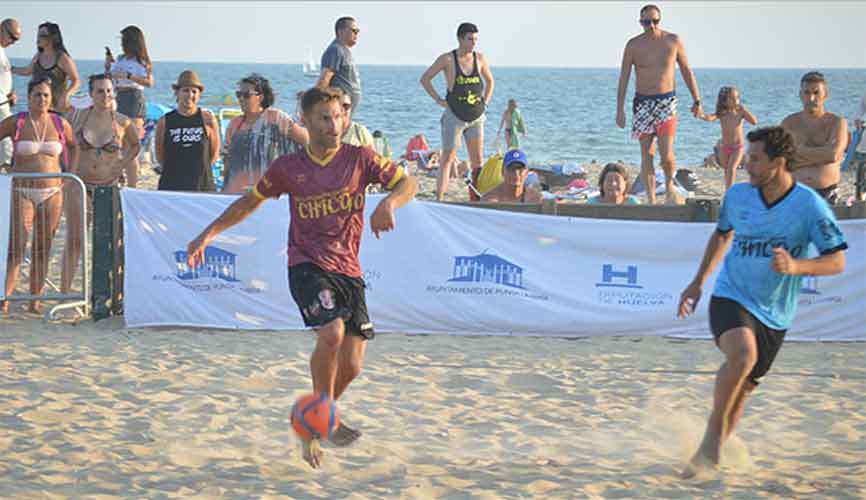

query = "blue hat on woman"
504;149;528;168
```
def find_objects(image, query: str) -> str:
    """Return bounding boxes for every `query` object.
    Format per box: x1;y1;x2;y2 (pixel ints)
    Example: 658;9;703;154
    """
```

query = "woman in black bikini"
11;22;80;113
61;74;139;294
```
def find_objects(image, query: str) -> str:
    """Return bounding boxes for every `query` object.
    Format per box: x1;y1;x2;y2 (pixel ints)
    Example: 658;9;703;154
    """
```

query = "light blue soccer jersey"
713;182;848;330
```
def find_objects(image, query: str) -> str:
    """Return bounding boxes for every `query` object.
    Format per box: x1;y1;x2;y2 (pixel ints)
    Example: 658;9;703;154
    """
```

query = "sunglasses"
350;28;360;34
639;18;660;26
235;90;260;99
3;25;19;42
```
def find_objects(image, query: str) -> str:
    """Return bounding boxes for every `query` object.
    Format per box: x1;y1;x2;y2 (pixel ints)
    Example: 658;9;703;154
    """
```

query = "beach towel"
630;168;690;197
508;109;527;148
475;153;504;195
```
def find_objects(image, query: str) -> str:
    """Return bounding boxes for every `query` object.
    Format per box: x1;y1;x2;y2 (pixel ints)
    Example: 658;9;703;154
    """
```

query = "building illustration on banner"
425;249;548;300
174;246;240;282
801;276;819;294
448;251;526;289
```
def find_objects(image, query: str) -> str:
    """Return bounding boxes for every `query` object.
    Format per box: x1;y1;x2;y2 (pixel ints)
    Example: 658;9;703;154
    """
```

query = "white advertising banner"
122;189;866;341
122;189;297;329
0;175;11;298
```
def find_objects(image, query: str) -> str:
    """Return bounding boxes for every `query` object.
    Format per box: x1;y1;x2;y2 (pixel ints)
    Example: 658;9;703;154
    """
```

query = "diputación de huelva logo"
595;263;673;307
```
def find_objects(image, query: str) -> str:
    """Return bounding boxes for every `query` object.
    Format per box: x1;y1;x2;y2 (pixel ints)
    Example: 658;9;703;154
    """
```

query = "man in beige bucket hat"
155;70;219;191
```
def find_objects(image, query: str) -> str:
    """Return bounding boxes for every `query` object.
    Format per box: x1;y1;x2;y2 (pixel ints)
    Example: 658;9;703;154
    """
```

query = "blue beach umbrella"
146;102;172;121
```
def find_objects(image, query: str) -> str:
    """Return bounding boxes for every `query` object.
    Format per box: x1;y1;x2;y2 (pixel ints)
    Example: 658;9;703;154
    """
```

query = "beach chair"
630;169;691;198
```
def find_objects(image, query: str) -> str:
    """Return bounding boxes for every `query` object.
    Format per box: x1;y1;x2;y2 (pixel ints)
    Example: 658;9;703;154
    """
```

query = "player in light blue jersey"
677;126;848;478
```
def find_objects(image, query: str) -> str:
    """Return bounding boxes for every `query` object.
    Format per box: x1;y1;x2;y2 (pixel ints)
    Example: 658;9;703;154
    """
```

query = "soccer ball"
291;393;340;442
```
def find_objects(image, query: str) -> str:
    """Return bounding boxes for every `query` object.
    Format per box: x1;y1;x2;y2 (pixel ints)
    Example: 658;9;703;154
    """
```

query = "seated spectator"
481;149;543;203
337;89;374;148
587;163;641;205
404;133;429;161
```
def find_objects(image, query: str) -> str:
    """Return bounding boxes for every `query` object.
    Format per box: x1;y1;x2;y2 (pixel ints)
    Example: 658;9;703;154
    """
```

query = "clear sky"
3;1;863;68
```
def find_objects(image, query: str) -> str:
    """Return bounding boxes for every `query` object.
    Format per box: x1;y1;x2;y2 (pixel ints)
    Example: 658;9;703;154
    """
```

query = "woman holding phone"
104;25;153;137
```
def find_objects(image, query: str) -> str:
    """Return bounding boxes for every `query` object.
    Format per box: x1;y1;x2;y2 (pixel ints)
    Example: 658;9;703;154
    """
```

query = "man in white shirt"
0;18;22;167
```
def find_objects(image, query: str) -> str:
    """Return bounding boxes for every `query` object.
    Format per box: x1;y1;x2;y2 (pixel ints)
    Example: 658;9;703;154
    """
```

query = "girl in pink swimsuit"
700;86;758;192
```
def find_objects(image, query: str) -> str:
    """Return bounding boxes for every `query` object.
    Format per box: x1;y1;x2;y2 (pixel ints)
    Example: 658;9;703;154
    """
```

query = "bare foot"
665;191;685;205
328;422;361;447
680;450;717;479
1;300;8;314
302;438;324;469
28;301;44;314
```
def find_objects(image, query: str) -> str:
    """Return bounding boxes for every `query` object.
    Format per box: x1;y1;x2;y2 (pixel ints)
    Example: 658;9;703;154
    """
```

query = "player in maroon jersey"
187;87;417;468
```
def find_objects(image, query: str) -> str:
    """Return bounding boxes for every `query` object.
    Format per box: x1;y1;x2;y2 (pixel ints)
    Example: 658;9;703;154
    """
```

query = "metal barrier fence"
1;172;89;320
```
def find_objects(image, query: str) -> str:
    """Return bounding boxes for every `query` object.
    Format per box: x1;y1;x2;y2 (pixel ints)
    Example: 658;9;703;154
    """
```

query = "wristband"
693;99;701;107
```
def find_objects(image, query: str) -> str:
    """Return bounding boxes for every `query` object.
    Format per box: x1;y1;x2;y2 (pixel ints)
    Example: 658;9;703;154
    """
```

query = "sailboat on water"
303;52;320;78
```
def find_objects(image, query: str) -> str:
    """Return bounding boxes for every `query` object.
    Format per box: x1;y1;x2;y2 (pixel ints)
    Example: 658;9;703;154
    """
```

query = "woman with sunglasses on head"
104;26;153;140
12;22;80;113
221;74;308;193
0;78;78;314
60;74;140;294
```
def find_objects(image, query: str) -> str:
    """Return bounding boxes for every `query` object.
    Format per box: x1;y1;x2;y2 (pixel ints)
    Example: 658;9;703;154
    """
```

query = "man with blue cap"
481;149;543;203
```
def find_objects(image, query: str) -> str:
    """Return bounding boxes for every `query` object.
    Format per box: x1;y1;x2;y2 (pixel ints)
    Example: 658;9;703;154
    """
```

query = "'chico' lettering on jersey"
253;145;405;278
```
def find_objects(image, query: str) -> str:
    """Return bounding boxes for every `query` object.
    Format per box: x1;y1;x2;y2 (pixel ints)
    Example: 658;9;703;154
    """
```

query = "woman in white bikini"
0;77;78;313
61;74;139;293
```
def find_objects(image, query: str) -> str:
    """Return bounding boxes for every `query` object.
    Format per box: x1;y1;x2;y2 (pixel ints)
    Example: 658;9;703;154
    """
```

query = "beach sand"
0;319;863;498
1;153;863;498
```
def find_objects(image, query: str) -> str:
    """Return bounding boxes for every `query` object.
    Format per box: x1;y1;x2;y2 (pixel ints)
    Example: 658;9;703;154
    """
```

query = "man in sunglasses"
317;16;362;112
0;18;21;167
616;4;702;205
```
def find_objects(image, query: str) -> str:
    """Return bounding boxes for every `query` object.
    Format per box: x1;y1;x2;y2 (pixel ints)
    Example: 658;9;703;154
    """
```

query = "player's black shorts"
288;262;374;340
709;296;786;385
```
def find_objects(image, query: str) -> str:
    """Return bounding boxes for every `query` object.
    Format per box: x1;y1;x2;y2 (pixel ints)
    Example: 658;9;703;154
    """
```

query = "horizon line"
11;58;864;71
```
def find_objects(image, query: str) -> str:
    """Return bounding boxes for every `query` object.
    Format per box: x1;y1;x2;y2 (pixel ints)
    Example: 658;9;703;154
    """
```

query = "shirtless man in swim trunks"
186;87;417;469
781;71;848;205
420;22;495;202
616;4;702;204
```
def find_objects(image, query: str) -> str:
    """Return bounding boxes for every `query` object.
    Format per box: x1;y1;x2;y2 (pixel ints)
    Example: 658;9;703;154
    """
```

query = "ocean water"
11;60;864;166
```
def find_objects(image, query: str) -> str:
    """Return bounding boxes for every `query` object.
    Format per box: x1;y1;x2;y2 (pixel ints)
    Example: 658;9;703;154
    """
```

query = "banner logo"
595;264;641;289
174;247;240;282
801;276;819;295
798;276;843;306
150;246;262;294
426;250;548;300
595;263;672;308
448;252;526;289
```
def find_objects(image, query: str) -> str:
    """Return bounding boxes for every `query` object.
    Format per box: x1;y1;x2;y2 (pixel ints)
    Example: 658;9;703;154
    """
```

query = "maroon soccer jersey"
253;144;405;278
